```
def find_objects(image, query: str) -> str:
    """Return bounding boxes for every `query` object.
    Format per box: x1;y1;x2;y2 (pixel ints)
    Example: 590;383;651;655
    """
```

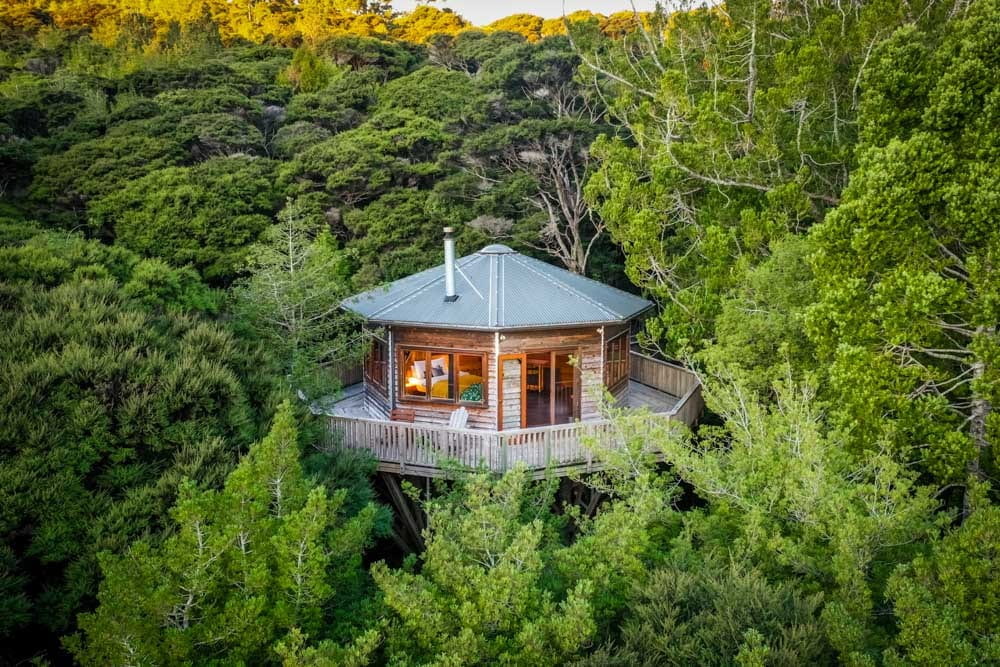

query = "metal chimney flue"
443;227;458;302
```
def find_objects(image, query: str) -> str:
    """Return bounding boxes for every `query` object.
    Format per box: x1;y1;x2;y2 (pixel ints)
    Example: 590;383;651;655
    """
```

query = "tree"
625;372;943;663
885;498;1000;666
278;45;338;93
66;401;380;665
806;0;1000;485
29;133;186;223
464;118;605;275
372;466;665;665
89;155;280;283
232;197;358;399
284;109;457;208
460;37;611;275
390;5;468;44
177;111;266;158
697;235;818;394
375;65;484;125
591;556;831;666
372;470;595;665
582;0;963;356
0;231;267;651
486;14;544;42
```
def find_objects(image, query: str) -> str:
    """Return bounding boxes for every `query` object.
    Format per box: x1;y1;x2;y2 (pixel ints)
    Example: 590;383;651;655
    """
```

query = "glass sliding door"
522;350;577;428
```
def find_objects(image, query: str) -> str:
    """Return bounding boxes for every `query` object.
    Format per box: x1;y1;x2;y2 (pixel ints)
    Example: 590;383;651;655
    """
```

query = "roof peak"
478;243;515;255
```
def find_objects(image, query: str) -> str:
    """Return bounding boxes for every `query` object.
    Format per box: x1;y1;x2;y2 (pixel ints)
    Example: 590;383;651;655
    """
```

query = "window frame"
364;334;389;398
397;345;488;407
603;330;630;392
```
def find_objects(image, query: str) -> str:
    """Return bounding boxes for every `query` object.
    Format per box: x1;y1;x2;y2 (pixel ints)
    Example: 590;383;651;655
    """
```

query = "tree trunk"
964;325;993;516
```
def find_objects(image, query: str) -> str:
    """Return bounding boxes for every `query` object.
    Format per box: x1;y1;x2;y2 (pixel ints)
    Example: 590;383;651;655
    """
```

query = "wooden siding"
498;326;604;422
391;326;498;430
364;383;390;420
501;358;522;430
385;325;609;430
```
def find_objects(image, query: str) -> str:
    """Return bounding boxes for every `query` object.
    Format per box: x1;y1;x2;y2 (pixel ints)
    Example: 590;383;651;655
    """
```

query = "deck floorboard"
621;381;680;414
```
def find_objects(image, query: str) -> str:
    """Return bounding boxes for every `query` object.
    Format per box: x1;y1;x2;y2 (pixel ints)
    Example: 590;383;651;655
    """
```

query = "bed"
410;358;483;400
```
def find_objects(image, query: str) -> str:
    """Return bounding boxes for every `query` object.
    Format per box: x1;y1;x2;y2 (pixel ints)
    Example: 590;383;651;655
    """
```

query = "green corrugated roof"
342;244;652;330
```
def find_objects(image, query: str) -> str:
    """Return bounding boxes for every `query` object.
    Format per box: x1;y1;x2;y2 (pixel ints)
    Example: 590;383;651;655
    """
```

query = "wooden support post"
584;489;603;517
380;472;424;552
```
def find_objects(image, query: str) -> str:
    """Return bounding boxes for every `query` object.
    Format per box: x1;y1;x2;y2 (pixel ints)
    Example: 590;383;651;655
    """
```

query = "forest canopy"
1;0;998;665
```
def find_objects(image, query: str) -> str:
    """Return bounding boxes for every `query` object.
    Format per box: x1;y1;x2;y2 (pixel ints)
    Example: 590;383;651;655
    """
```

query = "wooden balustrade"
628;350;699;398
325;359;364;388
327;352;703;478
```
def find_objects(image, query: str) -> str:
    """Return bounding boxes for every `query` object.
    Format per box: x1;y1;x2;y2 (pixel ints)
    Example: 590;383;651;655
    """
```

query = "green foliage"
698;235;818;393
66;401;380;665
90;156;280;283
460;382;483;402
373;468;662;665
176;111;266;158
2;8;998;666
602;556;831;666
232;197;358;399
807;0;1000;481
584;0;960;356
279;46;339;94
285;109;457;208
0;272;263;639
373;474;594;665
29;132;186;221
633;374;943;662
885;499;1000;665
375;65;483;124
342;189;444;285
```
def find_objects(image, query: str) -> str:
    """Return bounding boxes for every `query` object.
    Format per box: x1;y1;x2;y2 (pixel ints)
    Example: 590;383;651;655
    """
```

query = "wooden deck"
327;379;678;421
324;351;702;478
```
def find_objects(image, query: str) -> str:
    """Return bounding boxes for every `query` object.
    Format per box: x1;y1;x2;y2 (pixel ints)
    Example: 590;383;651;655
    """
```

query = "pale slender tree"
233;197;359;399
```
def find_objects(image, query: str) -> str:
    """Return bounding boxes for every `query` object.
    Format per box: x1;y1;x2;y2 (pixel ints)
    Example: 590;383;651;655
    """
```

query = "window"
364;336;389;396
457;354;485;403
604;332;629;390
399;347;486;405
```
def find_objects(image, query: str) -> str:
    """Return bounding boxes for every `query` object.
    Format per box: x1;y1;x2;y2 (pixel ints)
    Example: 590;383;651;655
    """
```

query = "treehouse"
327;228;703;478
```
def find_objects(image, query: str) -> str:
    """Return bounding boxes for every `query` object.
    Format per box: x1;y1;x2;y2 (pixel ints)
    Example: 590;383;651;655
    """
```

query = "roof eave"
353;315;646;332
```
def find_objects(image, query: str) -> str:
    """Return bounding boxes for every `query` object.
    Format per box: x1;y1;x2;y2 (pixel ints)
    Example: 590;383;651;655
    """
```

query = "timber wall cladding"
502;358;522;429
499;326;604;421
390;326;498;429
384;325;609;429
365;384;390;420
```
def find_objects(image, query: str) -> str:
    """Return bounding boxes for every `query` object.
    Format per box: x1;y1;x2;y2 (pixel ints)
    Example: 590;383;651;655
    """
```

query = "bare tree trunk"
964;325;993;516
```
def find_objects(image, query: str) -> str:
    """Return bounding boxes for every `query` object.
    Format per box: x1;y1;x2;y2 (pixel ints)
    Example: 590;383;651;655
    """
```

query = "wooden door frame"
549;349;582;423
497;353;527;430
519;348;581;429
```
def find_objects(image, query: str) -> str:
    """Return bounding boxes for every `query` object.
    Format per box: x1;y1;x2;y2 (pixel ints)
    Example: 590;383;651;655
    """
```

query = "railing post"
500;433;508;473
544;429;552;466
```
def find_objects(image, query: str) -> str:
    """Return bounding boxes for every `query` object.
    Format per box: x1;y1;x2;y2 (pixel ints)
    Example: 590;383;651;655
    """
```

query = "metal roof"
342;244;653;330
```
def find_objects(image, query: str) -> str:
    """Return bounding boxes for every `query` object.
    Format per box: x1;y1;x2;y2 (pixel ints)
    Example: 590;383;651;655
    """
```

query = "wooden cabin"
327;229;702;478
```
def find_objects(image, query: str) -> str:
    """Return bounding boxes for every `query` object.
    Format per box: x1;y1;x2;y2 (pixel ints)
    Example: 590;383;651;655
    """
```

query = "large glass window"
401;349;428;399
457;354;485;403
399;348;486;405
364;336;389;396
604;332;629;390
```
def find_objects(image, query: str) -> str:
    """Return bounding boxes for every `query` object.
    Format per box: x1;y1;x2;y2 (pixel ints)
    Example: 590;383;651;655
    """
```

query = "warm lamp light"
406;376;425;389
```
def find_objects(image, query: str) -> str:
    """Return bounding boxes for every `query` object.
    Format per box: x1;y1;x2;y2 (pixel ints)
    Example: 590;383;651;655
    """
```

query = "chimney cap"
443;226;454;235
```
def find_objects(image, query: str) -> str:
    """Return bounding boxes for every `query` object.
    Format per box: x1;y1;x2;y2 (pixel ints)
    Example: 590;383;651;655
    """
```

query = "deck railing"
327;351;703;477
